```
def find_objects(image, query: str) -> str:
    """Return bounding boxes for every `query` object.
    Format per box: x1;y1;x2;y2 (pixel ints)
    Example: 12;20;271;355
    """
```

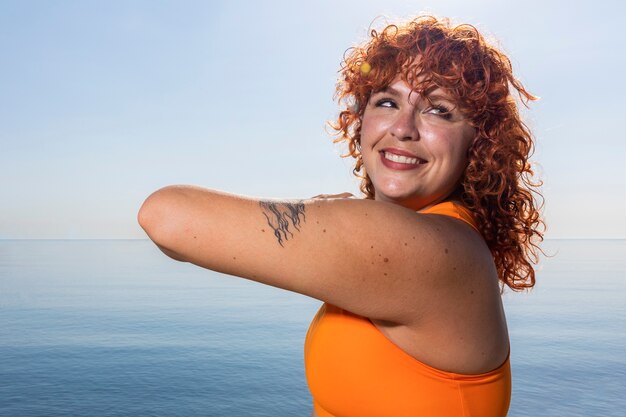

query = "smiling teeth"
384;152;420;164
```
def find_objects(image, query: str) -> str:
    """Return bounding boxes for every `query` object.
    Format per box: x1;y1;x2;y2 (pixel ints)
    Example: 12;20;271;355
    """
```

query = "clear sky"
1;0;625;239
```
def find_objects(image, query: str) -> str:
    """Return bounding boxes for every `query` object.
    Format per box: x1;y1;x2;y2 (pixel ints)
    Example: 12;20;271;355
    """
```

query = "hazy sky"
2;0;625;239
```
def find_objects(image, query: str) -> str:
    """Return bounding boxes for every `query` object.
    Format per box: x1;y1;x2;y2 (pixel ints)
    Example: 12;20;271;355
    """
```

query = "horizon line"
1;237;626;241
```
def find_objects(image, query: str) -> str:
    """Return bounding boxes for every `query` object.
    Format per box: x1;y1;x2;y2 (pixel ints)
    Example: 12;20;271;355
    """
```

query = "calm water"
1;239;625;416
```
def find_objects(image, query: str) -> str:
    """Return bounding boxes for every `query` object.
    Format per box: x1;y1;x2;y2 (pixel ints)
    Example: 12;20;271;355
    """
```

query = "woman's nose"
389;110;419;141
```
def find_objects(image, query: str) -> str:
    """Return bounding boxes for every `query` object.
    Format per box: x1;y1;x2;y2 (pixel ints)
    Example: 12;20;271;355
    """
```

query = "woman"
139;15;544;417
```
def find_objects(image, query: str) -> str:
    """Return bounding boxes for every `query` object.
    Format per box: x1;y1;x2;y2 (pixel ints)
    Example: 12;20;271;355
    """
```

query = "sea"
0;239;624;417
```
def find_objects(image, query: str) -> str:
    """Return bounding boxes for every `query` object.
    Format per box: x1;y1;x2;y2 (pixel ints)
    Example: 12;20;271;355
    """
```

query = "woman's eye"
375;99;396;108
426;105;453;119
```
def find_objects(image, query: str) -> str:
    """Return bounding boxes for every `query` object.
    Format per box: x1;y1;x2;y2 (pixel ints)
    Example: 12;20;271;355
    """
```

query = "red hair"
331;16;545;290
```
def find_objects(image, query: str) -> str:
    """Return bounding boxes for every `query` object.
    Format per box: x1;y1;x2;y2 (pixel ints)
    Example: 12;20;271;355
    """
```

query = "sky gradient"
2;0;625;239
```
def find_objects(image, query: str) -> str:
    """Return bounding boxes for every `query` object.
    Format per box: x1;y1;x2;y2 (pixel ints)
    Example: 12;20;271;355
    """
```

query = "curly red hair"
331;15;545;291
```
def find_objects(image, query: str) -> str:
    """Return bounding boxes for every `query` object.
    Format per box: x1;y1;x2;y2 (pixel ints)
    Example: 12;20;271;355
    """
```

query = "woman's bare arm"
138;185;489;324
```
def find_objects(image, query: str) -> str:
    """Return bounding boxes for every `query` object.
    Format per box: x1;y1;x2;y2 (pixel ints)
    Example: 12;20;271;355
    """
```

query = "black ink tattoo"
259;200;306;247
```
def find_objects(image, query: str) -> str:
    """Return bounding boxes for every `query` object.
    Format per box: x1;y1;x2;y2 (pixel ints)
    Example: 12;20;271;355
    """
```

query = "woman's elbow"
138;186;180;247
138;189;162;234
138;185;206;263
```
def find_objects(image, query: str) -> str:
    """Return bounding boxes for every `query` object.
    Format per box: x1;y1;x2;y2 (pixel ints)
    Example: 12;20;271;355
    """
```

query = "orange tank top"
304;201;511;417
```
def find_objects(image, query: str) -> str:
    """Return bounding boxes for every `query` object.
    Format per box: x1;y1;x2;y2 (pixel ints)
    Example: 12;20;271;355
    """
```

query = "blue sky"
1;0;625;239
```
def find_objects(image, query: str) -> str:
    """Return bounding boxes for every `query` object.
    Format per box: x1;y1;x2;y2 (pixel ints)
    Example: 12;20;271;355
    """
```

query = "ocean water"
0;239;624;416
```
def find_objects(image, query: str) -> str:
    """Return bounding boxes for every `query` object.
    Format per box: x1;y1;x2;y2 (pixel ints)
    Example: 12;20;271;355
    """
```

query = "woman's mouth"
380;150;427;170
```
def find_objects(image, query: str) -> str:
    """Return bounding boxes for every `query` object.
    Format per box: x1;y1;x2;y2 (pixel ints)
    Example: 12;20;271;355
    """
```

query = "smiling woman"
359;79;476;209
139;15;544;417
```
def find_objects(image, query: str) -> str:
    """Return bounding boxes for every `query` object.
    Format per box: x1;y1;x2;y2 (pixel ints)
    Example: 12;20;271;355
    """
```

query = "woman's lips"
379;149;427;170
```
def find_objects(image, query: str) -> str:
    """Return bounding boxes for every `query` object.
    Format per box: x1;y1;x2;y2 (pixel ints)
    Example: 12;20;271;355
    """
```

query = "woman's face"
360;76;476;211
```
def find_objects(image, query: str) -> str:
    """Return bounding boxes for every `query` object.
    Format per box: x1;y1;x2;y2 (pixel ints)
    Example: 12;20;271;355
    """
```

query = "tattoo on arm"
259;200;306;247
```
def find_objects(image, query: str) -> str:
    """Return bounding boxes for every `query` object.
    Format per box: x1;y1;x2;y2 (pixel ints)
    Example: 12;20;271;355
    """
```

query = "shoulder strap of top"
418;201;480;233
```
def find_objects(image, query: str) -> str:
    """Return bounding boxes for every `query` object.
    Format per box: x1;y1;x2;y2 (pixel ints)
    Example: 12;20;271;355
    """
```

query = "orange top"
304;201;511;417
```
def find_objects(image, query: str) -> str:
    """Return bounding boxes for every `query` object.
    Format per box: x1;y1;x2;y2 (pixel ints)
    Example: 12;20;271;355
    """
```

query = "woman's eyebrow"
420;85;452;100
426;93;455;103
373;86;454;101
372;86;403;96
